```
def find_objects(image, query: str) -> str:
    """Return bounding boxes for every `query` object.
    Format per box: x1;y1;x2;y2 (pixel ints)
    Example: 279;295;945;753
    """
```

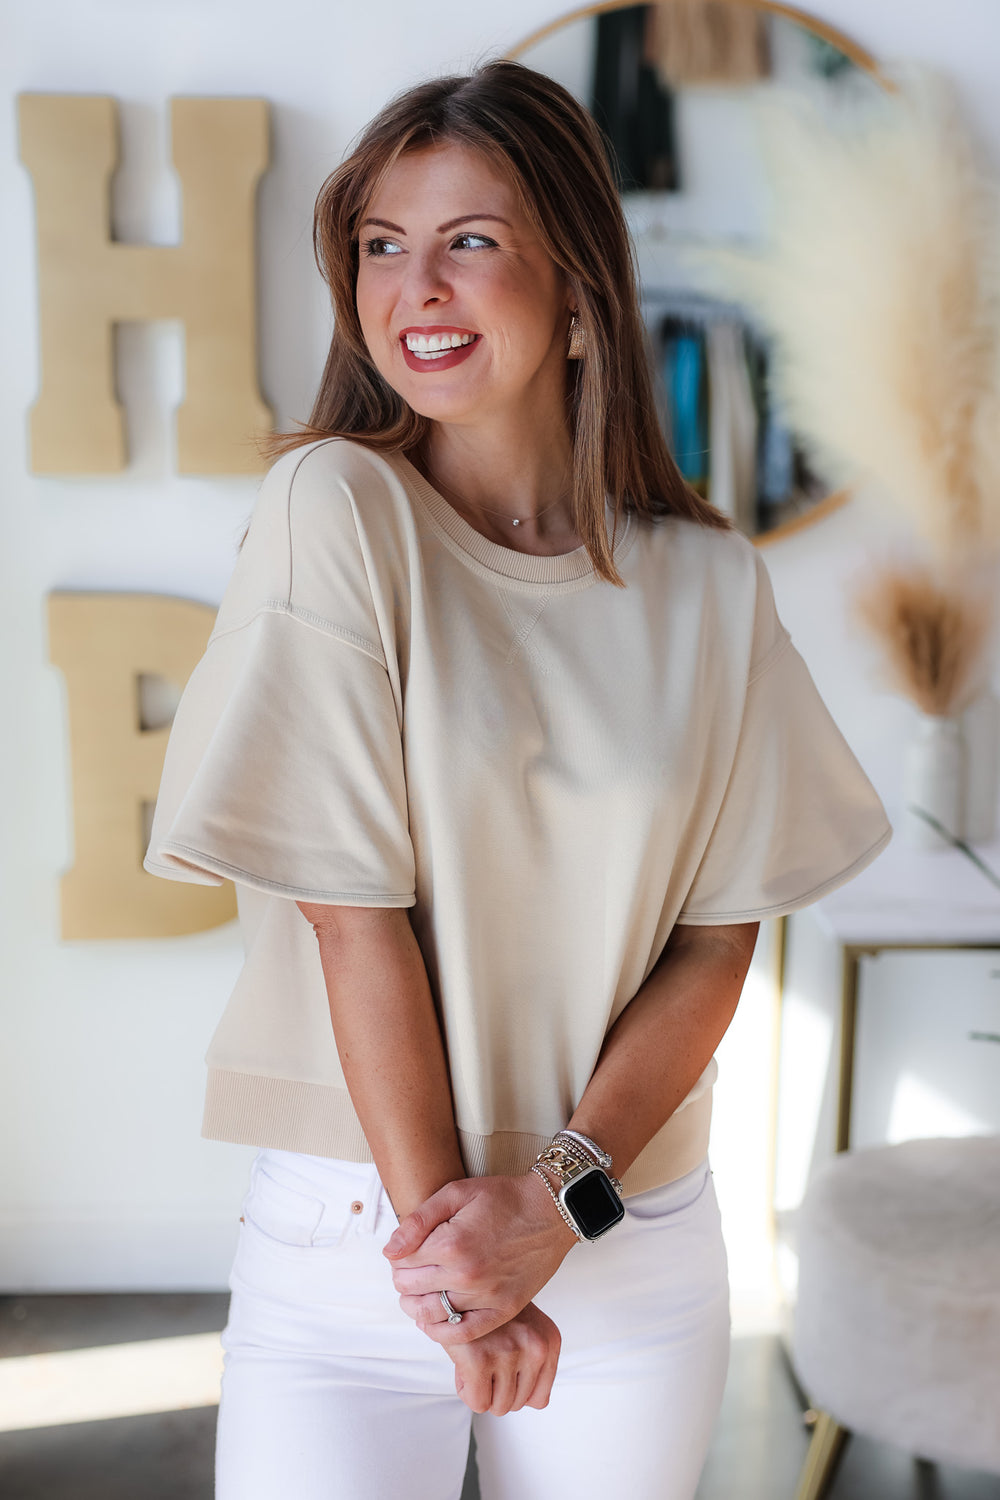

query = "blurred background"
3;1;1000;1496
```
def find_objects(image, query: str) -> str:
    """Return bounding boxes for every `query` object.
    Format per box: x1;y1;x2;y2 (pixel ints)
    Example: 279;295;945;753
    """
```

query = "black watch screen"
563;1168;626;1240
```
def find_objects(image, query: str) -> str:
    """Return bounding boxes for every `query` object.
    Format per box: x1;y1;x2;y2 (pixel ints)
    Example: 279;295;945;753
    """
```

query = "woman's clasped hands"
383;1171;578;1415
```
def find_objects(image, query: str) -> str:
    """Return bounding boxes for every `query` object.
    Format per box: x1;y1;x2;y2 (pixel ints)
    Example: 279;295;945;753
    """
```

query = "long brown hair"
272;60;730;583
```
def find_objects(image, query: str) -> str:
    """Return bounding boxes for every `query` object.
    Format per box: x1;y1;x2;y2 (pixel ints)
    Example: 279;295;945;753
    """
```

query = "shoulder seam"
748;628;792;686
208;601;386;666
276;439;342;606
281;439;396;671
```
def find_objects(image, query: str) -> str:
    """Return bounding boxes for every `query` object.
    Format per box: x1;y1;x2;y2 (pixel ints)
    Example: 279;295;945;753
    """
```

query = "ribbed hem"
203;1072;375;1160
202;1069;713;1197
457;1091;713;1195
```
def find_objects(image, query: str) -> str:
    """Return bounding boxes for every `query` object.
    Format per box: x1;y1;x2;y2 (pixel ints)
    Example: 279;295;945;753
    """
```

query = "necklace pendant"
512;517;521;526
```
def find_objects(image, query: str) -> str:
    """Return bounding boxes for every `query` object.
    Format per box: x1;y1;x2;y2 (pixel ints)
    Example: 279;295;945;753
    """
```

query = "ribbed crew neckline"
395;453;635;590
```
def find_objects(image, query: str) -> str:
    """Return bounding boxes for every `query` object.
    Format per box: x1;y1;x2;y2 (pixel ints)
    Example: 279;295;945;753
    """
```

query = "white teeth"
404;332;476;353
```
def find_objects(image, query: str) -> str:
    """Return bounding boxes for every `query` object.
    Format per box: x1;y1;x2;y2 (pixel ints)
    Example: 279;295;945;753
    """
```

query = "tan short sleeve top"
145;438;891;1193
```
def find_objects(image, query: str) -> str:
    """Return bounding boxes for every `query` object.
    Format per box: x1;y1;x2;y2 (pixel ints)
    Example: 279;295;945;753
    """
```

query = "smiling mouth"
402;331;480;360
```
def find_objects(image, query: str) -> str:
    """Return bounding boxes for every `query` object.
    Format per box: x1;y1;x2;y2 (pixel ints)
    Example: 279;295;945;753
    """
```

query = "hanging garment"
738;329;796;516
804;31;856;80
758;413;796;509
592;5;679;192
662;318;709;487
645;0;770;89
705;320;758;533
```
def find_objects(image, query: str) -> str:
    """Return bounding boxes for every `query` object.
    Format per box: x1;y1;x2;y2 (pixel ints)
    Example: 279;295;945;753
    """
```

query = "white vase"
902;713;967;850
960;687;1000;844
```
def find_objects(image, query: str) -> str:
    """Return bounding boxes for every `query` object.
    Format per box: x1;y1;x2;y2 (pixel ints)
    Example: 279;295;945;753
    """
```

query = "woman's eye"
362;237;403;258
451;233;497;251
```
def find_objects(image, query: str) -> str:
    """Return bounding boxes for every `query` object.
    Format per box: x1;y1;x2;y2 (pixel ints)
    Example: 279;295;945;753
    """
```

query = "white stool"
791;1136;1000;1500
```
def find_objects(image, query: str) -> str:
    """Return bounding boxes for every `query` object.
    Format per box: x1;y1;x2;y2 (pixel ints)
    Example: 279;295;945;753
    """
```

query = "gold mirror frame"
508;1;891;548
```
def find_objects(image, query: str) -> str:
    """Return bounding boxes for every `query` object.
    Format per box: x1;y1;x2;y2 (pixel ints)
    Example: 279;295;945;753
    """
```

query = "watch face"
562;1168;626;1240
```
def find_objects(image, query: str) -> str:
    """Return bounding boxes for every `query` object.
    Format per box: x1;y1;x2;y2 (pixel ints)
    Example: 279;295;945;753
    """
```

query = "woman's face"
355;143;572;432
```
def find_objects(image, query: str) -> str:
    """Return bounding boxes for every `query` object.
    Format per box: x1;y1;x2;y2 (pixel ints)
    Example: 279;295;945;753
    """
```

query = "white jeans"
216;1149;731;1500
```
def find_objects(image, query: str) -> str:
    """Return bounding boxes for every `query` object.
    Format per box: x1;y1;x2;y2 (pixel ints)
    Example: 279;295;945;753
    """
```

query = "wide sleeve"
676;555;891;925
143;442;416;905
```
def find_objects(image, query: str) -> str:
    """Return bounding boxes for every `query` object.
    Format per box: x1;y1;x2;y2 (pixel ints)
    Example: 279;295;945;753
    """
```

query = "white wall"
2;0;998;1290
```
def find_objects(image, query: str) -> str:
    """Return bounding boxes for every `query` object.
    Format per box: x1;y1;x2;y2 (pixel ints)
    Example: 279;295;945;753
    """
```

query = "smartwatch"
559;1161;626;1241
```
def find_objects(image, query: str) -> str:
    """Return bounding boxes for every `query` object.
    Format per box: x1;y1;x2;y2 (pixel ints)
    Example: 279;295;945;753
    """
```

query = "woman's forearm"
383;919;760;1347
567;921;759;1177
297;902;466;1218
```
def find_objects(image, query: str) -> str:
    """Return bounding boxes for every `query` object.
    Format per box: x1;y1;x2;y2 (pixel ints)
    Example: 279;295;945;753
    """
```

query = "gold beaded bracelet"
529;1163;584;1240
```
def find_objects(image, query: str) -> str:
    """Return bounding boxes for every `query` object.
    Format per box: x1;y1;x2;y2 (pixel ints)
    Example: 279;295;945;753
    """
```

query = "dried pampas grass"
687;67;1000;557
853;563;993;716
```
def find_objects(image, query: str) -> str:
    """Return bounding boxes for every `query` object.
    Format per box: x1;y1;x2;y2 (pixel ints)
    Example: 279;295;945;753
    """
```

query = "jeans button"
350;1200;364;1215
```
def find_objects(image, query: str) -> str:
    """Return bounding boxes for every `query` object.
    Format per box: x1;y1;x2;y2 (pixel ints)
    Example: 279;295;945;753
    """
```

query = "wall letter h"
19;94;272;474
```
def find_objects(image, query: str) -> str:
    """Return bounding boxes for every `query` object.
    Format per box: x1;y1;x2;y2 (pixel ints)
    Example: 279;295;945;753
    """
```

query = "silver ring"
439;1290;463;1325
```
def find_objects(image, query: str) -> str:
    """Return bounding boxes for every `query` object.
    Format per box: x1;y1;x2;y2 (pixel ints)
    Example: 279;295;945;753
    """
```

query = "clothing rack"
639;283;808;533
640;283;763;333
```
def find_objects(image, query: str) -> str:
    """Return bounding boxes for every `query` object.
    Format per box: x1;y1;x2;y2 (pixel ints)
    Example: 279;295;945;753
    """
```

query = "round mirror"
510;2;889;544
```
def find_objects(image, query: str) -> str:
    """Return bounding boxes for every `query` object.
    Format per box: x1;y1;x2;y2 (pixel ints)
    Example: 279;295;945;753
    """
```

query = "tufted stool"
791;1135;1000;1500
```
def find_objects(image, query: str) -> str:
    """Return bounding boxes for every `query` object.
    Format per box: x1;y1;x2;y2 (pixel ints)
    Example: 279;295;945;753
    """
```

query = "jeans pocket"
242;1160;353;1255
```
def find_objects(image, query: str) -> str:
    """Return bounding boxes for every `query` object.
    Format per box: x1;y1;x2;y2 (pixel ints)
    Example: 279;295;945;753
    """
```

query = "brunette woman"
146;60;890;1500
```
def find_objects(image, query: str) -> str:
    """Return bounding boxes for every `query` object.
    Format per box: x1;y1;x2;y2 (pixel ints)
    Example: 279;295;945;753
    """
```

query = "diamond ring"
439;1290;463;1325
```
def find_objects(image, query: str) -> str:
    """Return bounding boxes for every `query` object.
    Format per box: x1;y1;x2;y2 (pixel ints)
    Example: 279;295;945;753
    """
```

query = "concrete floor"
1;1295;999;1500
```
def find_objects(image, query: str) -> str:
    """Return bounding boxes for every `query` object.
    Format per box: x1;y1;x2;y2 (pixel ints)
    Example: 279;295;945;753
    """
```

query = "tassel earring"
567;311;586;359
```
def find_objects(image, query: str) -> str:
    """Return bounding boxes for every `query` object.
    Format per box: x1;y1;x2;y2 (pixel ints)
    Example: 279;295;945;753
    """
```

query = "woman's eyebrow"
359;214;512;234
437;214;512;232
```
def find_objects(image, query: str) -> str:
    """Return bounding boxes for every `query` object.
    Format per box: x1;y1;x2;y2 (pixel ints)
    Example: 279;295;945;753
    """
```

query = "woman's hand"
448;1302;561;1415
385;1171;577;1345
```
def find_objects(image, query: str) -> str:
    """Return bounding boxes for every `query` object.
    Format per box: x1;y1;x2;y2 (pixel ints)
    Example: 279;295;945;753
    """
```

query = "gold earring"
567;311;585;359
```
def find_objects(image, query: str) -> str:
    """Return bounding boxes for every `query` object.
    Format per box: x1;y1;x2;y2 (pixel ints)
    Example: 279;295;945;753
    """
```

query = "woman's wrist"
377;1148;468;1222
527;1129;626;1243
522;1167;580;1247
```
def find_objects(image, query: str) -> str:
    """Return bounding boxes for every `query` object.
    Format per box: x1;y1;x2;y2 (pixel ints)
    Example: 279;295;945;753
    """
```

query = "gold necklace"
421;459;568;529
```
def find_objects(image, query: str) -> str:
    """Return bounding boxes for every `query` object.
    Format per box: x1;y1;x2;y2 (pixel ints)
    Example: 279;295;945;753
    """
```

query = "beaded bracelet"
540;1138;624;1197
529;1163;584;1240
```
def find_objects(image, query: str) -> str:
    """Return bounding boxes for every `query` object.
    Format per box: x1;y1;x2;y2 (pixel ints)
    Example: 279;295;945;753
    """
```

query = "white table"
771;837;1000;1312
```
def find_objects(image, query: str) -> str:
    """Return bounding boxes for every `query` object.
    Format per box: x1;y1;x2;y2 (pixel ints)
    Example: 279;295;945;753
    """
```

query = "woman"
145;61;890;1500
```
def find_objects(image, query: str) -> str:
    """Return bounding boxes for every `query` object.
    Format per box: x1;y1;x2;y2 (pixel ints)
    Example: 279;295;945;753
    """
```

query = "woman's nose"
404;248;452;307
